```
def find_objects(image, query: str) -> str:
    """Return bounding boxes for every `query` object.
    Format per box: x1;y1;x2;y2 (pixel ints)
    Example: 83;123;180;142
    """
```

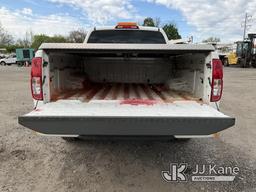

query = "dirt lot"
0;66;256;192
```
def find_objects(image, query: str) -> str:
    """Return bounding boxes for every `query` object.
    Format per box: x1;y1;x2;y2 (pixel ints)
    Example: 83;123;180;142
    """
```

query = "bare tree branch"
0;23;14;46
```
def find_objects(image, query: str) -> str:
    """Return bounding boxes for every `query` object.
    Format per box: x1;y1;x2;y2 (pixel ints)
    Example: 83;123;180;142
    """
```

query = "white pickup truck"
19;22;235;140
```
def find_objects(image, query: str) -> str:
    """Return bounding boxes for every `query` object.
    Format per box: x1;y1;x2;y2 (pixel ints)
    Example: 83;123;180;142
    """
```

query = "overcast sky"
0;0;255;42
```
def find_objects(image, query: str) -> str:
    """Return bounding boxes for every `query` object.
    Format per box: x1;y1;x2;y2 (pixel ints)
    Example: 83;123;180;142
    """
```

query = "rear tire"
223;58;229;66
0;61;6;66
17;62;23;67
62;137;79;142
238;58;246;68
252;59;256;68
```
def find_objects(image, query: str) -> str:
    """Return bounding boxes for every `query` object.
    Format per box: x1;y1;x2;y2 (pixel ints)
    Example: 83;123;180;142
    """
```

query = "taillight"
211;59;223;102
31;57;43;100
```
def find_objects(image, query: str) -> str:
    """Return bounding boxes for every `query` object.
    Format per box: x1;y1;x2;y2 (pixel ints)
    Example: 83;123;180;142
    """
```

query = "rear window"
87;30;166;44
23;50;30;58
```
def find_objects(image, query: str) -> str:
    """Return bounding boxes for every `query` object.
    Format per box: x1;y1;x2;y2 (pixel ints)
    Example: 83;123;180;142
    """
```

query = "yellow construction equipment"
227;52;238;65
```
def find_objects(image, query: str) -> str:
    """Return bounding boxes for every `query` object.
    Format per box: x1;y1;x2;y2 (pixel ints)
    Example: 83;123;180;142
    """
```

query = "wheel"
251;58;256;68
17;62;23;67
62;137;79;142
0;61;6;66
223;58;229;67
238;58;246;68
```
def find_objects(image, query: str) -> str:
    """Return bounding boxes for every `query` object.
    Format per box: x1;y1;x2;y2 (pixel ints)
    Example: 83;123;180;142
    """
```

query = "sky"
0;0;255;43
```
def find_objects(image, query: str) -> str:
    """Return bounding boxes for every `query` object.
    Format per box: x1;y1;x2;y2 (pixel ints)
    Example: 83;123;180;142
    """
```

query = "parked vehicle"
18;22;235;141
211;43;238;66
0;54;17;65
16;48;35;66
236;33;256;68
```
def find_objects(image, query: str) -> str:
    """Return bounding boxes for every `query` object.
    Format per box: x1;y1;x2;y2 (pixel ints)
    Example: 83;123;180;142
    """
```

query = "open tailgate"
19;100;235;136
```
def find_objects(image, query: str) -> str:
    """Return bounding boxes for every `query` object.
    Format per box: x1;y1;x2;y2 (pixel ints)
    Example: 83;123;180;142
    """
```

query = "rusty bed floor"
51;83;202;103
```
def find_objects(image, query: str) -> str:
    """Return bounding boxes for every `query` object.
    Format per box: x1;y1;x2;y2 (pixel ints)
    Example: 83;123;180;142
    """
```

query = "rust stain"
85;84;102;102
99;85;112;100
213;132;220;139
112;83;121;100
133;84;141;99
120;99;157;106
50;82;201;103
62;89;80;99
151;85;169;102
124;84;129;99
141;84;154;100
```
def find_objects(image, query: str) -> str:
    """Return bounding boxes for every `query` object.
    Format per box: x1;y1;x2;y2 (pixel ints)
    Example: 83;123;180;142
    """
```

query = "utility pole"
243;13;247;40
241;13;252;67
242;12;252;40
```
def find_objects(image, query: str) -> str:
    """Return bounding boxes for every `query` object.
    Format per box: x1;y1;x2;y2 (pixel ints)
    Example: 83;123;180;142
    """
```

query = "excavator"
236;33;256;68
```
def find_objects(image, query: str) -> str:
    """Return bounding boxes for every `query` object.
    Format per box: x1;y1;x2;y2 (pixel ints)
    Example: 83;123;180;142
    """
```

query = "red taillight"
31;57;43;100
211;59;223;102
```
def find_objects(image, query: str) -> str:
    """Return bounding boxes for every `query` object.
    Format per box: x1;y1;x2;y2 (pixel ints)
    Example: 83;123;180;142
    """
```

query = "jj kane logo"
162;163;188;182
162;163;239;182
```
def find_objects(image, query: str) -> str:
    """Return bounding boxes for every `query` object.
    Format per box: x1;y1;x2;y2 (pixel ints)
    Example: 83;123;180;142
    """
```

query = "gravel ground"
0;66;256;192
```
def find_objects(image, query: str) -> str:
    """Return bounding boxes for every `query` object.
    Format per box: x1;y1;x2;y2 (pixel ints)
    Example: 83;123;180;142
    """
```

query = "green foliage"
0;23;86;52
4;45;23;53
142;17;181;40
50;35;67;43
31;34;67;50
143;17;155;27
162;23;181;40
202;37;221;43
31;35;49;50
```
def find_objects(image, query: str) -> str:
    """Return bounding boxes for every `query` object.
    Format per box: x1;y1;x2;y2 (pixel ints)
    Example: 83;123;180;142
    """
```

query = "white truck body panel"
39;43;214;52
24;100;227;117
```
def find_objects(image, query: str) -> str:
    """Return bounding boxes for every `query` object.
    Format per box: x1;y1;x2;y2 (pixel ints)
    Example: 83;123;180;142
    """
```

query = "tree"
142;18;181;40
68;29;87;43
50;35;67;43
0;23;14;46
143;17;155;27
31;34;67;50
16;31;34;48
31;35;50;49
202;37;220;43
5;45;23;53
162;23;181;40
142;17;161;27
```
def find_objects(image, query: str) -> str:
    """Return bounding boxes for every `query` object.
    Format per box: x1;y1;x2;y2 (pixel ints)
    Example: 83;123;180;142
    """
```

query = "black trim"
18;116;235;136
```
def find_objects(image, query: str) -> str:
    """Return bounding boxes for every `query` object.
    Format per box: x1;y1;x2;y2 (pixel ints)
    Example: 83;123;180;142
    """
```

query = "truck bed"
51;83;201;103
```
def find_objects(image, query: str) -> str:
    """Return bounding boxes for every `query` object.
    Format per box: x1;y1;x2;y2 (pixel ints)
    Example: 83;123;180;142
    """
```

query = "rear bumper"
18;116;235;136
